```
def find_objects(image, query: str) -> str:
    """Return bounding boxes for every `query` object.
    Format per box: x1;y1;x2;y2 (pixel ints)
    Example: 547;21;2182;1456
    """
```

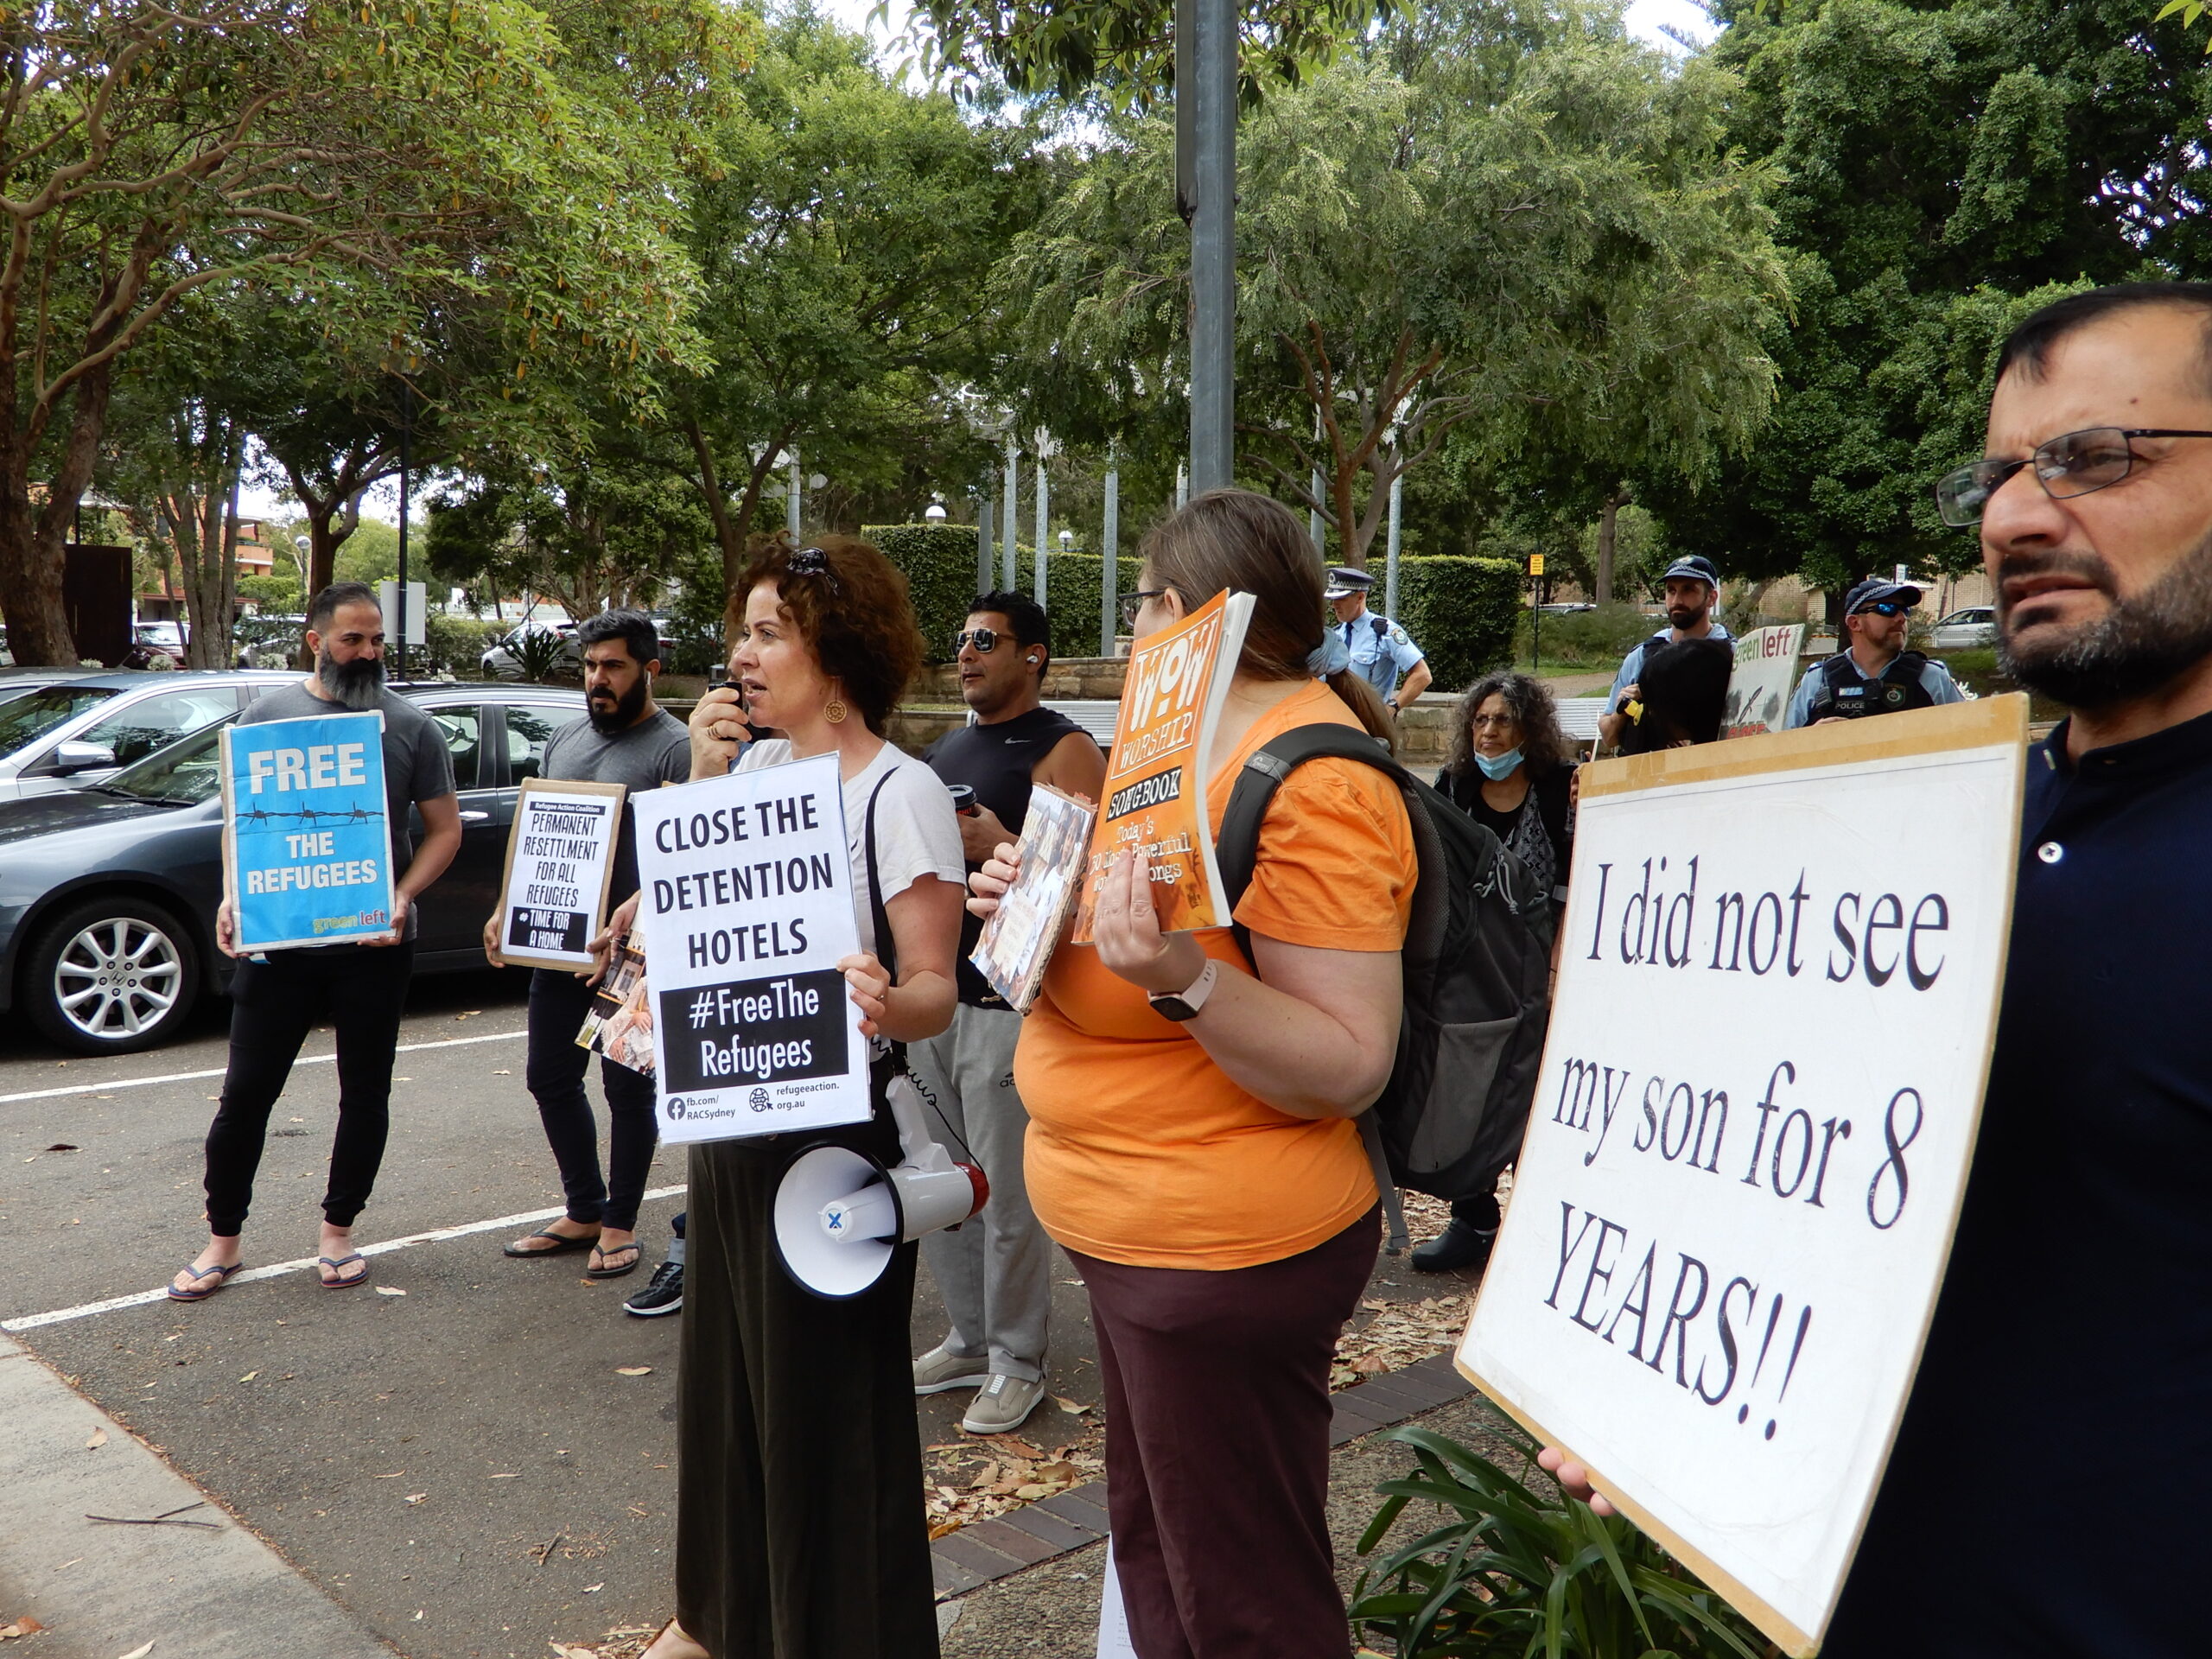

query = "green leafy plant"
1395;557;1524;693
1350;1424;1775;1659
512;627;570;685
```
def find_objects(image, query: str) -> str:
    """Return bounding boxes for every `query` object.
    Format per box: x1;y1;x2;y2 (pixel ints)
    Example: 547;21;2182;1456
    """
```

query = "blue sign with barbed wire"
221;711;395;950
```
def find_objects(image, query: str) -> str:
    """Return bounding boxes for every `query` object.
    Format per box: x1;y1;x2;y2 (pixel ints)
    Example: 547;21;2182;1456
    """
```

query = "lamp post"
1101;445;1120;657
1178;0;1236;492
1033;430;1054;609
1002;435;1019;590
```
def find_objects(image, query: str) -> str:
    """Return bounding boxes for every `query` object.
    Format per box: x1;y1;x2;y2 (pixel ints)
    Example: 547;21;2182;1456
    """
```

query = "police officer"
1326;566;1432;712
1597;555;1732;751
1782;577;1966;728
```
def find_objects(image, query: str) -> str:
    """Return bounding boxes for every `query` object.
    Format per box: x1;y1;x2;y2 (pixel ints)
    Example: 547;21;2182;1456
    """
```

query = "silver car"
0;671;296;801
1930;607;1996;651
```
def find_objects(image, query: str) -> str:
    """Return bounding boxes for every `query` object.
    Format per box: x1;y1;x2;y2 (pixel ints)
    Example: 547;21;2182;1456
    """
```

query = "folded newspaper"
575;936;655;1077
969;784;1097;1014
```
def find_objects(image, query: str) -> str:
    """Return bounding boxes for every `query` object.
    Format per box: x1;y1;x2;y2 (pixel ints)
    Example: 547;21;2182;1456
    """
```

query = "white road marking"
2;1183;687;1332
0;1027;528;1107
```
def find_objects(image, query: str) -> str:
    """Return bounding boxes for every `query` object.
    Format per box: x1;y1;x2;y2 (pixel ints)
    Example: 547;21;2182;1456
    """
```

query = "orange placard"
1071;588;1253;941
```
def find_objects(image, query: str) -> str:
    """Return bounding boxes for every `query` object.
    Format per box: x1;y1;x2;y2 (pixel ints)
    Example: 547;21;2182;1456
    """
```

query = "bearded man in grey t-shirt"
168;582;461;1302
484;610;690;1287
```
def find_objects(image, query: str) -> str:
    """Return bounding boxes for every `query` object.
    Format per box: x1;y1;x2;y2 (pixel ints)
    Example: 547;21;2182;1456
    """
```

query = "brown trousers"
1070;1206;1379;1659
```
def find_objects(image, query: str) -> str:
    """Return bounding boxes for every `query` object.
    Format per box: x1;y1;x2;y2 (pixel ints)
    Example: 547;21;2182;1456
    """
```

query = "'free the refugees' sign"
631;752;871;1144
495;778;626;970
222;711;395;950
1458;696;2027;1656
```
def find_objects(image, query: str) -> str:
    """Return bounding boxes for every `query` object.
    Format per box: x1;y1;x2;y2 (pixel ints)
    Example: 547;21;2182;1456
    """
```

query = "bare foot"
642;1619;709;1659
506;1217;601;1255
169;1236;242;1298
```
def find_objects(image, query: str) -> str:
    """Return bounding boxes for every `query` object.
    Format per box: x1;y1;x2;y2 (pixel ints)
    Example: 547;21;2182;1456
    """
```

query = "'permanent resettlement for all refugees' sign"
1459;695;2028;1656
495;777;626;972
631;753;871;1145
221;711;395;951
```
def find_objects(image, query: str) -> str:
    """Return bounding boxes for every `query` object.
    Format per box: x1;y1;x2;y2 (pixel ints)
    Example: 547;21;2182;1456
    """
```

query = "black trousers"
202;944;414;1236
526;969;659;1230
675;1086;938;1658
1071;1207;1379;1659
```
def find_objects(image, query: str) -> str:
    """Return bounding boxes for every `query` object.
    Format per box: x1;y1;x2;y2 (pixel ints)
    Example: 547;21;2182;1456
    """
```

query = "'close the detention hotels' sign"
1459;696;2028;1656
221;711;395;950
631;752;873;1144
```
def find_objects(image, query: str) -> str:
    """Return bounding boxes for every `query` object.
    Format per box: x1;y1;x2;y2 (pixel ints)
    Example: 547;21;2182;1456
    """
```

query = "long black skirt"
675;1097;939;1659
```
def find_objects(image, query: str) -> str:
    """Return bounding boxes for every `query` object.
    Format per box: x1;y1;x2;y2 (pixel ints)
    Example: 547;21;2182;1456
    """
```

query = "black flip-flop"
587;1242;643;1280
503;1228;599;1259
317;1252;370;1289
167;1261;244;1302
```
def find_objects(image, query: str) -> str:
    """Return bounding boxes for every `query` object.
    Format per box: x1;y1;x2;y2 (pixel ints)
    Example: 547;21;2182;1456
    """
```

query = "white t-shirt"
736;739;964;961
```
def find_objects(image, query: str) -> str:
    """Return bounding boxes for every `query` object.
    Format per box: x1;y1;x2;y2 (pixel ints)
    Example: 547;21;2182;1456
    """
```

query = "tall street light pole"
1178;0;1236;494
1101;445;1120;657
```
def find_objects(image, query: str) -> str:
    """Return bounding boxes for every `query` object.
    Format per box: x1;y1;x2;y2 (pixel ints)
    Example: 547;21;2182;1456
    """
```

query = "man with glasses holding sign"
1544;282;2212;1655
1781;578;1965;728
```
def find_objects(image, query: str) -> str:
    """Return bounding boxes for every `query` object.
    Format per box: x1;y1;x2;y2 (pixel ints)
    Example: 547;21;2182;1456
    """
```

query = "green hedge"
866;523;1135;664
423;613;504;677
1395;556;1523;692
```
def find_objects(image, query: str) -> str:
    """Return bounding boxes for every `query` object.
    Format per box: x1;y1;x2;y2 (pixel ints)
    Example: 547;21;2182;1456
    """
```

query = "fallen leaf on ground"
983;1435;1043;1459
489;1472;520;1479
45;1143;79;1153
0;1616;47;1638
118;1643;153;1659
615;1366;652;1376
238;1372;257;1382
1052;1396;1090;1414
582;1582;604;1593
376;1286;407;1297
86;1427;107;1449
404;1493;427;1504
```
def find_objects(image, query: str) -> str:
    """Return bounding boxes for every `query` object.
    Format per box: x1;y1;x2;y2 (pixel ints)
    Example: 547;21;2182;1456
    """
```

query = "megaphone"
773;1071;988;1299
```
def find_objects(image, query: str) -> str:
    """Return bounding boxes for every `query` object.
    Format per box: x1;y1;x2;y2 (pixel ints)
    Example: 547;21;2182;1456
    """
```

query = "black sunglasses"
1120;588;1169;628
955;627;1006;653
787;545;842;593
1936;428;2212;527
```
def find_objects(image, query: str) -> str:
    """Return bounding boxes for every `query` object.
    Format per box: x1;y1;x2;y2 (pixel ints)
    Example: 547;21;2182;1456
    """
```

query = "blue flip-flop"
167;1261;244;1302
317;1252;370;1289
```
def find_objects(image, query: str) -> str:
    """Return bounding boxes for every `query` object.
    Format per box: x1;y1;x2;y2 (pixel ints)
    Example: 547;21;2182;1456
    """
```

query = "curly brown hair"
1443;671;1570;779
736;532;925;736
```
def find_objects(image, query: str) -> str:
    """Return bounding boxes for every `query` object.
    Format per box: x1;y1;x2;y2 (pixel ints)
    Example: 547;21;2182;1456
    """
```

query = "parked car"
0;681;592;1053
0;666;111;706
1930;607;1997;651
480;619;580;680
0;671;302;802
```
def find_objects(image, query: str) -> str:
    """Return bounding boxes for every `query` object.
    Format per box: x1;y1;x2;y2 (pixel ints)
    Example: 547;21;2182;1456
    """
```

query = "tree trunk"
1595;487;1622;606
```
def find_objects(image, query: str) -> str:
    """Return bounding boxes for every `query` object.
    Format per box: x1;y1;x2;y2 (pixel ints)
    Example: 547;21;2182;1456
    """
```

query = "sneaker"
1411;1221;1497;1275
913;1341;992;1396
623;1259;683;1317
962;1372;1045;1435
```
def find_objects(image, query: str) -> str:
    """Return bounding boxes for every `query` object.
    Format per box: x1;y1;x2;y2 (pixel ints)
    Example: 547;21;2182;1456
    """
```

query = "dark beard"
1997;530;2212;710
1668;603;1707;632
588;676;649;736
316;648;385;711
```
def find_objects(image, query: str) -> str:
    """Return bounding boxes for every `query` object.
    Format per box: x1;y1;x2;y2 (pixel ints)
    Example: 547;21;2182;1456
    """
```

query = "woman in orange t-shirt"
978;489;1416;1658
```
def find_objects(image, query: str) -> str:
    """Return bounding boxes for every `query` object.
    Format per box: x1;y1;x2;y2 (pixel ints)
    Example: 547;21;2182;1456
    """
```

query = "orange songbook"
1071;588;1255;942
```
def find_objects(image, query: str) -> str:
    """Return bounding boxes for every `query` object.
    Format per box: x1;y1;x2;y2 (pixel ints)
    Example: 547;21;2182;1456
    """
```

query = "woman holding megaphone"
643;535;965;1659
971;490;1416;1658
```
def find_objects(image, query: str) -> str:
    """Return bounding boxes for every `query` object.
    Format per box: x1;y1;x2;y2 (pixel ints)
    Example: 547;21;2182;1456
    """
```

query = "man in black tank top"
910;592;1106;1435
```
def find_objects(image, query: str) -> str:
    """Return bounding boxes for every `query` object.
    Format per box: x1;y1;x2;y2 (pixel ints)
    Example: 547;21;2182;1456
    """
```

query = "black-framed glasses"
787;545;842;593
1120;588;1168;628
1935;428;2212;527
954;627;1004;653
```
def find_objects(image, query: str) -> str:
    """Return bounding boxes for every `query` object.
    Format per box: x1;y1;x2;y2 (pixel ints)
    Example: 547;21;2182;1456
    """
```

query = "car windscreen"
99;718;227;804
0;685;118;758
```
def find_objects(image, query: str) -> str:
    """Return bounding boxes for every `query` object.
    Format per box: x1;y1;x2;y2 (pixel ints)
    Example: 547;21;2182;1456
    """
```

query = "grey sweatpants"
910;1001;1050;1382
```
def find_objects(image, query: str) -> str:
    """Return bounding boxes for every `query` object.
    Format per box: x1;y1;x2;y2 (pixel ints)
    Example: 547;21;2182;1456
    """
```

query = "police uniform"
1781;579;1965;729
1324;567;1425;699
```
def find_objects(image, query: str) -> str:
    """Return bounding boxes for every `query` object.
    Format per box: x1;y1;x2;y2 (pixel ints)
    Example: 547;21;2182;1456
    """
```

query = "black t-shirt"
1438;761;1573;899
1824;712;2212;1656
924;705;1084;1007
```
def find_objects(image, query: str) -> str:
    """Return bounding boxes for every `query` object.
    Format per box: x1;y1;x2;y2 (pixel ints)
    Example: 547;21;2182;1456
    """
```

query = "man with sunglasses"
911;591;1106;1434
1781;578;1964;728
1545;282;2212;1656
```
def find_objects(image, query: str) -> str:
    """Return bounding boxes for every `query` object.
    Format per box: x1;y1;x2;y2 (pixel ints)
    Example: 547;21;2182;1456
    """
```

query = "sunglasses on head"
786;545;842;594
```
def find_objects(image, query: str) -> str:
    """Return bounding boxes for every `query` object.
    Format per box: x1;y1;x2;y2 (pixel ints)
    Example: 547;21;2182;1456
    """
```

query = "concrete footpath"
0;1332;393;1659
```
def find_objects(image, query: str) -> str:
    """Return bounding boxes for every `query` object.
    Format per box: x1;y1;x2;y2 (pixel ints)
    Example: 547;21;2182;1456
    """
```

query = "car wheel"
24;895;200;1055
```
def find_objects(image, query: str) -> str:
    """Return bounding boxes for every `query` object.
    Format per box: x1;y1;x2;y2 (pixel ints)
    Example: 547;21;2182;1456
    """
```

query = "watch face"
1150;995;1198;1021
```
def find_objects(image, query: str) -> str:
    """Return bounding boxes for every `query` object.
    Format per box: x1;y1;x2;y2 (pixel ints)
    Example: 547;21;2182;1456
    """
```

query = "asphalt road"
0;964;1111;1659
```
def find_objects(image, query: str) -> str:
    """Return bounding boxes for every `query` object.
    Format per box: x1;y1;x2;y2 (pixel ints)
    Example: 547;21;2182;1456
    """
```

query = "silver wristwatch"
1147;959;1220;1022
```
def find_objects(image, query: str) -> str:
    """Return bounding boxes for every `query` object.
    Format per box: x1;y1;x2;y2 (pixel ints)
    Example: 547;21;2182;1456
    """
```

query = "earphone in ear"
1027;655;1040;665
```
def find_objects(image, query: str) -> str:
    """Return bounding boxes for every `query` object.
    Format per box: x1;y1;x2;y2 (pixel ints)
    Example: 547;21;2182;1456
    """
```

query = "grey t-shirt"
240;681;457;943
541;708;692;899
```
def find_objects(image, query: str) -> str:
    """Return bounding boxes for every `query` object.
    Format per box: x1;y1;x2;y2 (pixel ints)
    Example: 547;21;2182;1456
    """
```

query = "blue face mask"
1473;747;1523;781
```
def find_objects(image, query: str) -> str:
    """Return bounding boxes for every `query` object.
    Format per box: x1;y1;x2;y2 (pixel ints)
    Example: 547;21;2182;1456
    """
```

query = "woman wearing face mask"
1415;671;1574;1275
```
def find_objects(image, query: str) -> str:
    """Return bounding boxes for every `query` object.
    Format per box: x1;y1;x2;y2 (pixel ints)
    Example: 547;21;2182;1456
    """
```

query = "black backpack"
1216;726;1554;1242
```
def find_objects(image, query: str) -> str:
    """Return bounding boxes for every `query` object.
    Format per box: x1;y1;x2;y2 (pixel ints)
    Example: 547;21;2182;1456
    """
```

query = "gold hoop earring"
824;698;849;725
